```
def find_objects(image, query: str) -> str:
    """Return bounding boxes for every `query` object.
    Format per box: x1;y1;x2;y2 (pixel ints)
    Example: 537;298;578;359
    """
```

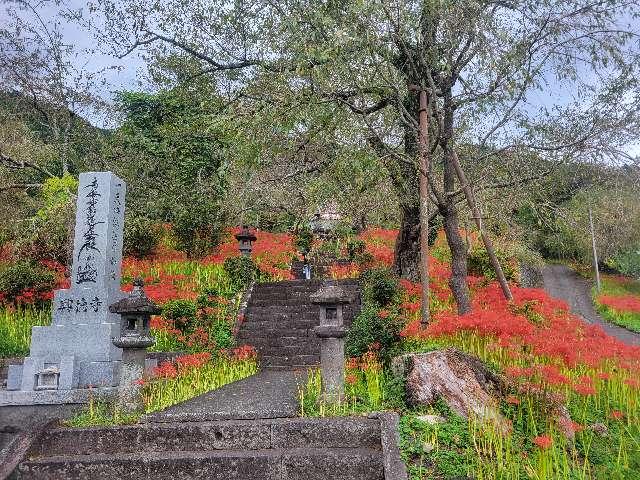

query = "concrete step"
27;418;381;457
260;355;320;367
240;319;319;330
237;328;310;339
17;447;384;480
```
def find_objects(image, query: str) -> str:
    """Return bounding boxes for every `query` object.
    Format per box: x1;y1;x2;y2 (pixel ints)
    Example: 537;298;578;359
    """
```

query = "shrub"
14;175;77;264
123;216;163;258
0;261;57;303
172;201;224;258
361;267;399;307
223;256;259;291
347;238;366;261
346;304;403;358
161;299;197;333
607;247;640;278
210;318;234;349
294;226;314;256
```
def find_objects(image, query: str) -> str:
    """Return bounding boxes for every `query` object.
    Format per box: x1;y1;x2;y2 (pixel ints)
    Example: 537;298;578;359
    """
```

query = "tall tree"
94;0;640;312
0;0;107;188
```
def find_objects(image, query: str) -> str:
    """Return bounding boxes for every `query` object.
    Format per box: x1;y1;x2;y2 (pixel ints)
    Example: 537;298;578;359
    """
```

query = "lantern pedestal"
310;284;353;404
109;278;159;413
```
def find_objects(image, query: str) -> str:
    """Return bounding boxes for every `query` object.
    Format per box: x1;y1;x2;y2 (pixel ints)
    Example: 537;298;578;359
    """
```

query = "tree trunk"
440;101;471;314
394;204;421;281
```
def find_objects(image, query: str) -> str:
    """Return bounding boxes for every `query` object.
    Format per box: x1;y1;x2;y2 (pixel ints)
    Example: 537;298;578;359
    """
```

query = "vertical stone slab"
9;172;127;391
53;172;126;326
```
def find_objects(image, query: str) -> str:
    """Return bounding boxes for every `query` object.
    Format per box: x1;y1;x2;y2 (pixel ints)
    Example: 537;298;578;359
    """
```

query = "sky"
1;0;638;157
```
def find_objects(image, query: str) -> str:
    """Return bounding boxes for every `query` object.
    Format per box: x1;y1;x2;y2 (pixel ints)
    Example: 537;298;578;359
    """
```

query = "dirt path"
541;264;640;346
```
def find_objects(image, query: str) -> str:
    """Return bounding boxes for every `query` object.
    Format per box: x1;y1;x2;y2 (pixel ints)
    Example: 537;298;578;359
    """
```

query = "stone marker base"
0;386;117;407
0;386;118;429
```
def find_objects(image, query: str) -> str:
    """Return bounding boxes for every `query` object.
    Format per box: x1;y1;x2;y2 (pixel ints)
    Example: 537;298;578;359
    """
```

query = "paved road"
541;264;640;346
144;369;308;423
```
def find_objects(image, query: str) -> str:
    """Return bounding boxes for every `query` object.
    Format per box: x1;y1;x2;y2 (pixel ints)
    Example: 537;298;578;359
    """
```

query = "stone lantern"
109;277;159;412
311;284;353;402
235;225;257;257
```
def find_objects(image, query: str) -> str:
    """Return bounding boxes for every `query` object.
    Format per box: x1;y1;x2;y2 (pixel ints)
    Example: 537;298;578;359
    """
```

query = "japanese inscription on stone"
76;177;104;284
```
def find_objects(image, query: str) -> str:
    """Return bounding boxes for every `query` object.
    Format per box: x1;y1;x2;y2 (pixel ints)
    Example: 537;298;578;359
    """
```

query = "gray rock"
393;349;506;427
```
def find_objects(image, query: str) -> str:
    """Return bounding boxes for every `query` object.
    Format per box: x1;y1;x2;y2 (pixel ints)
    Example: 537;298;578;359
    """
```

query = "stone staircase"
12;416;398;479
237;279;361;369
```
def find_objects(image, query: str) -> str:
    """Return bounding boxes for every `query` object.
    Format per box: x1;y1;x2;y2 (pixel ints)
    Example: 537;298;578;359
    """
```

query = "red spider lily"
505;366;536;379
378;310;390;319
154;361;178;379
598;294;640;314
346;357;359;370
346;373;358;385
539;365;570;386
610;410;624;420
573;383;596;396
532;434;553;449
232;345;257;360
133;378;145;386
330;263;360;279
176;352;212;370
506;395;521;405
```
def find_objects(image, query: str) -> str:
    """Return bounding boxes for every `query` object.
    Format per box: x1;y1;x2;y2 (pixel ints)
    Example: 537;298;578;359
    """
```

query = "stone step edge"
21;446;382;464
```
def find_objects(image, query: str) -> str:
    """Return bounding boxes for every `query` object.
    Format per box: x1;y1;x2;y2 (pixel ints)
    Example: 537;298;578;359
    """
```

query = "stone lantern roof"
235;225;257;243
310;284;353;305
109;278;161;315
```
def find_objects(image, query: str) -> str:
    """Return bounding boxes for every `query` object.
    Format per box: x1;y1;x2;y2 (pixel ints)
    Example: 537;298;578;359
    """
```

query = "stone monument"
7;172;126;392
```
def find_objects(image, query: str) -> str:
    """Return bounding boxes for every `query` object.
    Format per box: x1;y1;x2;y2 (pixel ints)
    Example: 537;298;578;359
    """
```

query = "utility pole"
413;86;431;325
589;205;601;291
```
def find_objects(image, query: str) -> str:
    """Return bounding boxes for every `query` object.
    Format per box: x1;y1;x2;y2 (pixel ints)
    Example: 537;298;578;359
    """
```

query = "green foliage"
123;216;163;258
346;304;403;358
400;410;472;480
346;238;366;261
209;318;234;349
467;242;518;281
161;299;197;333
361;267;399;307
64;398;140;427
14;175;76;264
294;226;314;256
346;267;402;358
0;261;56;303
607;246;640;278
0;305;50;357
110;87;233;234
223;256;259;291
172;199;224;258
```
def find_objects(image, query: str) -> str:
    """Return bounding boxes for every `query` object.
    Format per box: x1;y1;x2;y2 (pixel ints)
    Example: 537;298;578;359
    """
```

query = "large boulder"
392;348;506;424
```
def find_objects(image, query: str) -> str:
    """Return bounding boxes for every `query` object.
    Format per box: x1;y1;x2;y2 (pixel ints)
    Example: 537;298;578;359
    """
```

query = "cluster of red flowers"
227;345;257;360
175;352;212;371
203;228;295;280
359;228;396;267
532;434;553;449
400;268;640;374
597;294;640;314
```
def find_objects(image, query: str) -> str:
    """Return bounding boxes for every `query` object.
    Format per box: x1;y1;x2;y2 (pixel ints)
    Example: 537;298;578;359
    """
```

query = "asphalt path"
541;264;640;346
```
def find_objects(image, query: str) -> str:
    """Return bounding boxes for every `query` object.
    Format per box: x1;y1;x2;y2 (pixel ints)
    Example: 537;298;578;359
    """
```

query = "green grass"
65;355;258;427
0;305;50;357
593;275;640;333
143;355;258;413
